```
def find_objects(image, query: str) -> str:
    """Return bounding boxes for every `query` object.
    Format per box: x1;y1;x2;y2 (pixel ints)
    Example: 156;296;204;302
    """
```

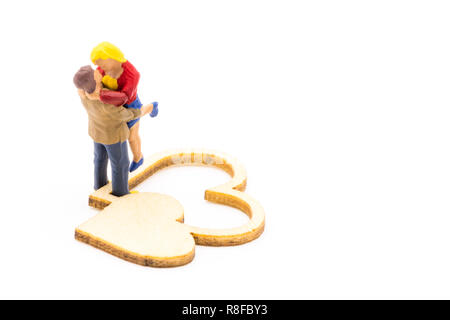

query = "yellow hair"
102;75;119;90
90;41;127;64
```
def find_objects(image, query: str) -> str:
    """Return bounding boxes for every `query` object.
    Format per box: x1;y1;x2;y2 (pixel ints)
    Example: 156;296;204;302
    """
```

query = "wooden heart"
75;149;265;267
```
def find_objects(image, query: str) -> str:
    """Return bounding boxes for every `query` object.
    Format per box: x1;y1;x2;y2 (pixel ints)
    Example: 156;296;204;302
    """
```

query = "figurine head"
90;42;126;73
73;65;103;95
73;65;96;94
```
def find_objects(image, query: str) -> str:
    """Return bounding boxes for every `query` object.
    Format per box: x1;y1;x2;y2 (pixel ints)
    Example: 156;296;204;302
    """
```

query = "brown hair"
73;65;96;94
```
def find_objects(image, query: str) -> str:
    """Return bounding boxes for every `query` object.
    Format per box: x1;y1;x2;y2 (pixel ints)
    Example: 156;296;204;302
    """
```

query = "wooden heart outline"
75;149;265;267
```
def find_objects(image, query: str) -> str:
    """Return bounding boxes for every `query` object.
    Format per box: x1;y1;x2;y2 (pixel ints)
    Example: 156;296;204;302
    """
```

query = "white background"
1;0;450;299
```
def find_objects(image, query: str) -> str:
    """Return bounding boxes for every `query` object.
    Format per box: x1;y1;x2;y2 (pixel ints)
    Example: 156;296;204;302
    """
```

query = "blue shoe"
150;101;159;117
130;157;144;172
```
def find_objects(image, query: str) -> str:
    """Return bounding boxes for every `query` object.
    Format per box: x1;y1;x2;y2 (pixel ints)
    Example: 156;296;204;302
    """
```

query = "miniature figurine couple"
74;42;158;196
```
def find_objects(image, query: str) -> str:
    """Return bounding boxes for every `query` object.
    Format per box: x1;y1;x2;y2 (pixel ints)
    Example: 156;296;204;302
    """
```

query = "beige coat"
80;97;141;145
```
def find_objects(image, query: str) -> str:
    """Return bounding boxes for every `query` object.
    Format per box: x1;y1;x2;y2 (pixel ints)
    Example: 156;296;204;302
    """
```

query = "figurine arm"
100;90;129;106
108;106;142;122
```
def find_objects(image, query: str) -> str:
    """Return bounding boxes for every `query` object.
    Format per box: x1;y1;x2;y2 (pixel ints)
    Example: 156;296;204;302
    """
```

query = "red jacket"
98;61;140;106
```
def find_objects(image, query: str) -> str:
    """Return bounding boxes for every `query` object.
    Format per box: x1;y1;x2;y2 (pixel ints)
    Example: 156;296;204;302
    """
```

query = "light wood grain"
76;149;265;267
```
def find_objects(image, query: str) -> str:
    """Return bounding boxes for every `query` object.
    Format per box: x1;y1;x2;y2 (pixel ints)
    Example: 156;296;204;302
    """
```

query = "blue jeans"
94;141;129;197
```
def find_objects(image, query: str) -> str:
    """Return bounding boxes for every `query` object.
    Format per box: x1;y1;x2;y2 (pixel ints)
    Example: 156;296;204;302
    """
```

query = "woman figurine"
90;41;159;172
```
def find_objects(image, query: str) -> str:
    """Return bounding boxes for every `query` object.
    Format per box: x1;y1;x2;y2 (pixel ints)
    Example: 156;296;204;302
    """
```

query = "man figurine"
73;65;153;196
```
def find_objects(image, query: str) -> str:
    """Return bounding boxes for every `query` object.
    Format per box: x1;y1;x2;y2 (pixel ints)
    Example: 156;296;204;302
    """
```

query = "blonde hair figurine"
90;42;159;172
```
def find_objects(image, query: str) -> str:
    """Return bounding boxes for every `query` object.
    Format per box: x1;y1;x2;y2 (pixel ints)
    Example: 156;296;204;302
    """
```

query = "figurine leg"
128;121;143;163
105;141;130;197
93;142;108;190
